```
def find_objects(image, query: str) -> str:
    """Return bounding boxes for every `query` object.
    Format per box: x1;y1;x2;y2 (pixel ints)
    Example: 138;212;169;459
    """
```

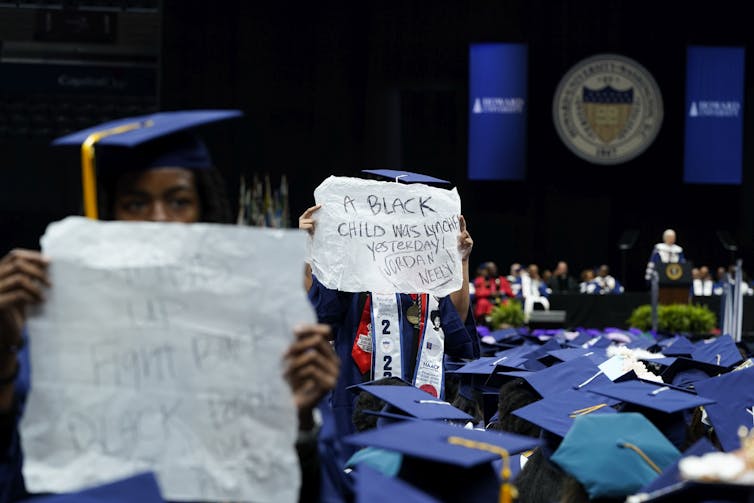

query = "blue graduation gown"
0;332;30;503
308;275;480;444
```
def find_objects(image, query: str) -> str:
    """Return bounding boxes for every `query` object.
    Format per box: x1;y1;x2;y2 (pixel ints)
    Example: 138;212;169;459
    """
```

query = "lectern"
657;262;692;305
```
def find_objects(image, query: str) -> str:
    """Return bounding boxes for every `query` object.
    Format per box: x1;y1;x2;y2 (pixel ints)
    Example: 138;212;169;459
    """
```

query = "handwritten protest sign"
21;216;312;503
310;176;463;297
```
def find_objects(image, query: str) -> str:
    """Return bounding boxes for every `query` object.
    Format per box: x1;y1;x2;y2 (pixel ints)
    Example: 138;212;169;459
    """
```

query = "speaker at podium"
657;262;693;305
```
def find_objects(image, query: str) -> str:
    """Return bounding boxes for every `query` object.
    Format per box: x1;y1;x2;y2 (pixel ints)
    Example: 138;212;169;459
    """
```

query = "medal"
406;299;421;327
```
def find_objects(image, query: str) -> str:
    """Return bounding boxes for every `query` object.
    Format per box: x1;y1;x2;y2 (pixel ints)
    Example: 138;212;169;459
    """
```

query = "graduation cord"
447;436;518;503
617;442;662;474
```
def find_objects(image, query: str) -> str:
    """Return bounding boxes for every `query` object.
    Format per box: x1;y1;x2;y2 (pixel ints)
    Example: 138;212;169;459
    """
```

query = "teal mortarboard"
551;413;682;499
361;169;450;185
353;464;441;503
349;384;473;422
27;472;164;502
512;389;620;438
51;110;243;219
691;335;743;368
344;420;539;503
693;366;754;452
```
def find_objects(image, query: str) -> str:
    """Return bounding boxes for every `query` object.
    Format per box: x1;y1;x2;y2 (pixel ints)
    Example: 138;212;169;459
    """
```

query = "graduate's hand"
0;249;49;400
0;249;48;345
458;215;473;262
284;323;339;430
298;204;321;237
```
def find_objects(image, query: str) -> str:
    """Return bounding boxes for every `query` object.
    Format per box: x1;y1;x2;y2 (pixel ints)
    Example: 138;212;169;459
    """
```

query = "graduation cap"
551;413;682;499
361;169;450;185
353;464;441;503
693;366;754;452
497;356;613;398
344;420;540;503
587;379;717;450
546;347;608;365
564;331;599;348
659;335;696;356
483;327;524;345
348;384;473;423
587;380;715;415
52;110;243;219
691;335;744;368
511;389;619;438
628;437;719;502
627;436;754;502
27;472;164;503
659;357;728;389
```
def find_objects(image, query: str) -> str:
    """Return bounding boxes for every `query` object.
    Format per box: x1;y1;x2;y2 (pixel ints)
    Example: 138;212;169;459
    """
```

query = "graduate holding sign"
300;171;479;452
0;111;339;503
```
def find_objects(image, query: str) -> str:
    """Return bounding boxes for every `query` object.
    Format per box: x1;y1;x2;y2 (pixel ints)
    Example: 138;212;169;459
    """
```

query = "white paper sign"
310;176;463;297
20;216;312;503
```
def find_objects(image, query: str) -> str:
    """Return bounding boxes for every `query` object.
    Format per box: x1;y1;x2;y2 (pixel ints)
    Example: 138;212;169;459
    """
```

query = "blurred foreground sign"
21;216;312;503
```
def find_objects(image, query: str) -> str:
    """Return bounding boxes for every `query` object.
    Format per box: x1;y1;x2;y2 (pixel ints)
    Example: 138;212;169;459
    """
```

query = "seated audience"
547;261;578;294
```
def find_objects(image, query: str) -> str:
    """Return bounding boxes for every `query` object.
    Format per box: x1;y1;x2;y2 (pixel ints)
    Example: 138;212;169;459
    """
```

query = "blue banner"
468;43;528;180
684;46;745;185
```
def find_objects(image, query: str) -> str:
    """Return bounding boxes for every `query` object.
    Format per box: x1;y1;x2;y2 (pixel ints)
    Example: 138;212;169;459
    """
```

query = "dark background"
1;0;752;291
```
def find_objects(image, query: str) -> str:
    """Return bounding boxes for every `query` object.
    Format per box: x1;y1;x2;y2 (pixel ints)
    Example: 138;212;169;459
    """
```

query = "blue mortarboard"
627;438;754;502
344;420;540;503
361;169;450;185
691;335;743;368
51;110;243;219
483;327;524;345
625;335;658;350
498;356;612;398
587;380;715;415
693;366;754;452
659;357;728;389
551;413;682;499
448;356;525;394
659;335;696;356
519;338;562;368
353;464;441;503
481;346;542;388
443;359;466;372
349;384;473;422
27;472;164;502
564;331;597;348
512;389;619;438
546;347;608;365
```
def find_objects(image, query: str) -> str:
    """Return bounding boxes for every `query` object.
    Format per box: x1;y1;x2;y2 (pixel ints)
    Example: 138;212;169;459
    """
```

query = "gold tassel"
568;403;609;417
447;436;517;503
80;120;154;219
618;442;662;474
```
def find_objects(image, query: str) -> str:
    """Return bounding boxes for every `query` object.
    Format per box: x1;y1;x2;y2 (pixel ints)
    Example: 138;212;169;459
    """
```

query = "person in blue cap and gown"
0;111;339;503
299;178;479;499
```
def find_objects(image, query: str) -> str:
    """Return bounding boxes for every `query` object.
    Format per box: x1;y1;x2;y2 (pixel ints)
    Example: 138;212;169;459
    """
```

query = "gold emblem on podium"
666;263;683;281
